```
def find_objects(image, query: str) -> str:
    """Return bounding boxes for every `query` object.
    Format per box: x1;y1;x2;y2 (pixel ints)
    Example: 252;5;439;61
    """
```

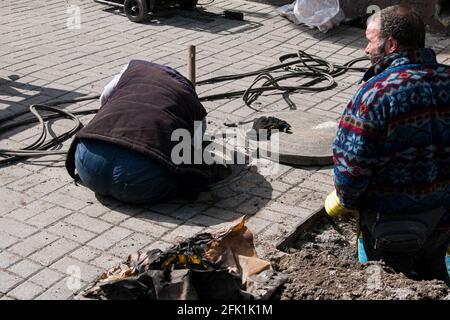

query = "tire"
124;0;148;22
179;0;197;10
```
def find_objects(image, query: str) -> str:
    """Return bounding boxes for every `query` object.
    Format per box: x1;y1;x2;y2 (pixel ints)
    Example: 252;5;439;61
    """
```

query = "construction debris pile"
83;217;288;300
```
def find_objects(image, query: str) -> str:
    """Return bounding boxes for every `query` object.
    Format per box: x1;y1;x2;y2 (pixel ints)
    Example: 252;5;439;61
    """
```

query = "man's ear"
385;36;399;54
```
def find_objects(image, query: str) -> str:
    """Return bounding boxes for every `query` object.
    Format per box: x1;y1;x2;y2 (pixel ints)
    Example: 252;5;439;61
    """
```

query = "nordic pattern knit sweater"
333;48;450;221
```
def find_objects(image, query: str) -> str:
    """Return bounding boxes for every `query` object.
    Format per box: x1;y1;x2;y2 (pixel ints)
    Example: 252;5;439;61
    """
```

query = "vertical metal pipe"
187;45;196;88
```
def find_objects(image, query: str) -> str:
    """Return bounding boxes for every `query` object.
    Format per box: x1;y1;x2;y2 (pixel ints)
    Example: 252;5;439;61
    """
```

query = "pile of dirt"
272;216;450;300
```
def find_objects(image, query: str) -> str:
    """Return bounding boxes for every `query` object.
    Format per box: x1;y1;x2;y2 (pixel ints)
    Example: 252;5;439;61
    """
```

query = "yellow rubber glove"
325;190;359;217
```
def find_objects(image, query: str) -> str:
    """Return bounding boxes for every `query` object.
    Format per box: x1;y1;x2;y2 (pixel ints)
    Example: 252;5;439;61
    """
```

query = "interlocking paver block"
107;233;156;258
6;207;43;222
86;226;133;251
0;187;35;216
279;169;312;185
8;230;59;258
0;251;21;269
298;180;334;194
46;222;97;244
120;217;170;238
0;217;38;239
69;246;103;263
41;192;88;211
28;268;64;288
266;201;311;218
35;277;82;300
162;223;205;244
29;238;80;266
203;207;243;221
26;206;72;228
0;232;19;250
64;213;112;234
0;167;31;186
245;217;272;234
137;210;183;229
80;203;110;218
169;204;209;220
235;196;269;215
99;211;130;225
7;173;52;193
8;282;44;300
8;259;43;279
215;193;253;209
189;214;227;227
50;257;102;284
0;271;23;294
90;254;124;271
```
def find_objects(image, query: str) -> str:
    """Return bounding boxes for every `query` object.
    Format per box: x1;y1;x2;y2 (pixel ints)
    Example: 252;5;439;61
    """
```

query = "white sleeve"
99;63;129;106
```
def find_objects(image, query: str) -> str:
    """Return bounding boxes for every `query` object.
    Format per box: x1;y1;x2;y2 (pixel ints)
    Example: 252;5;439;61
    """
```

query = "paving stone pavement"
0;0;449;300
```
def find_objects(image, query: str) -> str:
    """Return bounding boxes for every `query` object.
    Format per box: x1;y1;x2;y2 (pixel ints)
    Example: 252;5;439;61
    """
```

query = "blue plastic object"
446;255;450;276
357;237;368;264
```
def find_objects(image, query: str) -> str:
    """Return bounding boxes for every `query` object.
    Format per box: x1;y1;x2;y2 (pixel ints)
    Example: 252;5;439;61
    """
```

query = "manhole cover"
238;111;338;166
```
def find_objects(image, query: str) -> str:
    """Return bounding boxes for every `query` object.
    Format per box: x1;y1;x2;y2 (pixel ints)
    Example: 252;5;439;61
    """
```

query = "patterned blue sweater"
333;48;450;220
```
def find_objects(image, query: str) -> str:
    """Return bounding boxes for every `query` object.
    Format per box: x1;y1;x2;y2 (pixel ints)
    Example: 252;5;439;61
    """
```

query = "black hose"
198;50;368;109
0;104;99;166
0;50;369;167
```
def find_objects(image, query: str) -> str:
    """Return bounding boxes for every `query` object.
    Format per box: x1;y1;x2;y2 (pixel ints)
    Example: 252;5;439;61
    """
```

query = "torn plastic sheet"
83;217;288;300
278;0;345;32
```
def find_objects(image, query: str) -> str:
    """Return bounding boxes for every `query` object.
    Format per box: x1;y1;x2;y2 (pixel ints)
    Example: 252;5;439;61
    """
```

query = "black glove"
248;116;291;140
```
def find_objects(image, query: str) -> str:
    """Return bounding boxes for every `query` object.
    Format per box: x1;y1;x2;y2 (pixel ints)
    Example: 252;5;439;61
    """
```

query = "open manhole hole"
200;137;251;190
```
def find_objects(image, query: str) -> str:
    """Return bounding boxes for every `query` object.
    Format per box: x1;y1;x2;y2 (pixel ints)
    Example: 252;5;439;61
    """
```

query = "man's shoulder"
368;62;449;88
358;64;447;104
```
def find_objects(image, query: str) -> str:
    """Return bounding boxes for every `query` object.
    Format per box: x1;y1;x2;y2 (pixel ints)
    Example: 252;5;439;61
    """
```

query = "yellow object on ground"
325;190;361;247
325;190;359;217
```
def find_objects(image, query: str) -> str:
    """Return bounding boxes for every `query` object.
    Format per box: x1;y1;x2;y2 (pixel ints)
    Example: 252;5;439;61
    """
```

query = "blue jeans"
75;139;179;204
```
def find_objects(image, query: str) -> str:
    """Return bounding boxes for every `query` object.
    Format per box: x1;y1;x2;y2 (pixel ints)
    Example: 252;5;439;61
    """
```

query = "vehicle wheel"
124;0;148;22
179;0;197;10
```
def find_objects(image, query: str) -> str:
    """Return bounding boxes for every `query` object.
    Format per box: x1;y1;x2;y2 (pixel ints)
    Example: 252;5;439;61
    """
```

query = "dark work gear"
66;61;211;195
360;207;450;285
247;116;291;140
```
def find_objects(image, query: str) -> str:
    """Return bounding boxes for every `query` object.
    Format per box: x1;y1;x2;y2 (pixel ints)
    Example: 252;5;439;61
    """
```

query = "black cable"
0;103;99;166
0;51;368;167
198;50;368;109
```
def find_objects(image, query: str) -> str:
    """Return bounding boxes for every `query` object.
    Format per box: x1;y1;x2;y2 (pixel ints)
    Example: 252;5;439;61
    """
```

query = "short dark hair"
371;5;426;48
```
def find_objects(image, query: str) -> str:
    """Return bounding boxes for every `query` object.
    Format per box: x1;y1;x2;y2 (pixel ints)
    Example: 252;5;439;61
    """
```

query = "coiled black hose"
198;50;368;109
0;50;369;166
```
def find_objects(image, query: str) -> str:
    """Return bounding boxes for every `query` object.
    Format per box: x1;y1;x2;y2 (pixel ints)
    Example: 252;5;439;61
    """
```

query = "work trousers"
75;138;179;204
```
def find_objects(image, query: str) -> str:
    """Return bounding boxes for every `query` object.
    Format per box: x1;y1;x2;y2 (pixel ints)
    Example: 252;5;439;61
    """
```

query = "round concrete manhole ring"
237;111;338;166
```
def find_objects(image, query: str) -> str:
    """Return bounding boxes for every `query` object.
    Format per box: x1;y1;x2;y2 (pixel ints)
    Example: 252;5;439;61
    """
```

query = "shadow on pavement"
95;155;273;229
0;75;87;133
102;6;263;35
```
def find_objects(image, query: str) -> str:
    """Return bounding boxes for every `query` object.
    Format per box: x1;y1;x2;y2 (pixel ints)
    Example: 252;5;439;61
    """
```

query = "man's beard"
369;39;387;65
